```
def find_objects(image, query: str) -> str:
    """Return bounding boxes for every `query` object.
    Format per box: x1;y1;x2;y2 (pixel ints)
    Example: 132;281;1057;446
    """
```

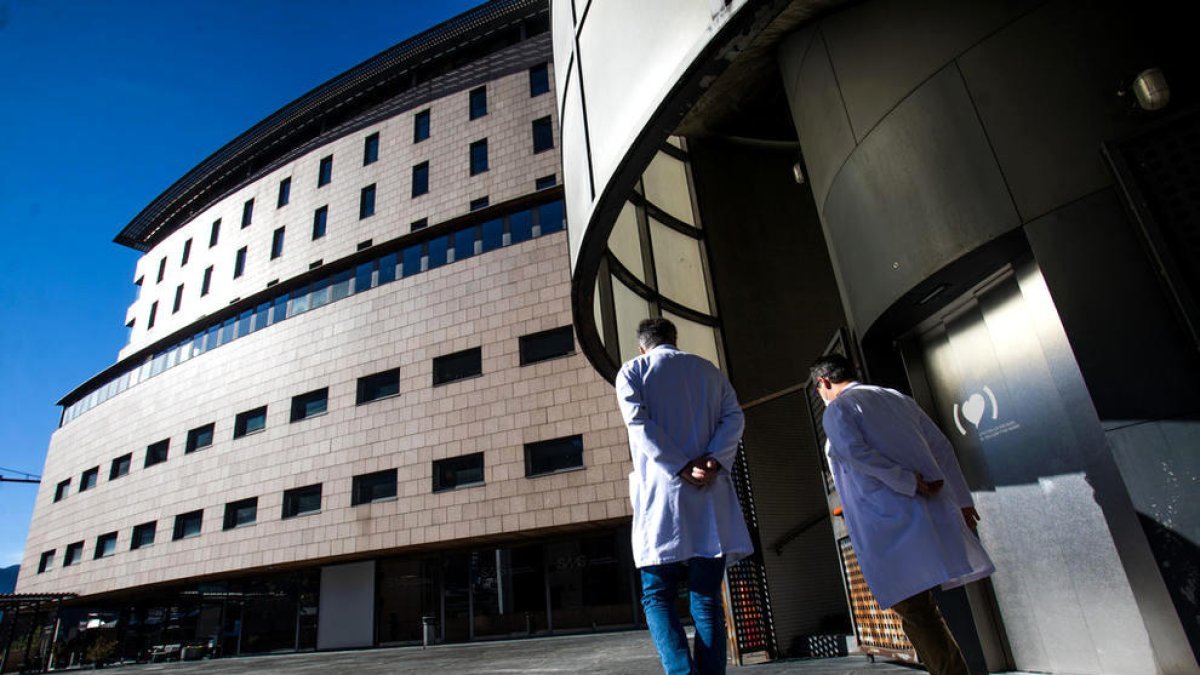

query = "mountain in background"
0;565;18;593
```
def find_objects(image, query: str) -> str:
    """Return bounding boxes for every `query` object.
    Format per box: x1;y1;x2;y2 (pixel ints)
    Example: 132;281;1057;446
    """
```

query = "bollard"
421;616;436;649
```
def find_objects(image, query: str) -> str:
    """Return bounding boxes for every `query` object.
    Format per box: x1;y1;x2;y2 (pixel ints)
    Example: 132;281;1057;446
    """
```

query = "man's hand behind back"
680;457;722;487
915;473;944;497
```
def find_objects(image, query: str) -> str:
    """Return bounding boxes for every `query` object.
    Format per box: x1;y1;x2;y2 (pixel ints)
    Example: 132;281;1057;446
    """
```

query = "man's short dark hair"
637;318;677;350
810;354;855;384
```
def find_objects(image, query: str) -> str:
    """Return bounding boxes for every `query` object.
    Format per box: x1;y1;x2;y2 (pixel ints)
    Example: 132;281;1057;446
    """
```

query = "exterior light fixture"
1131;68;1170;111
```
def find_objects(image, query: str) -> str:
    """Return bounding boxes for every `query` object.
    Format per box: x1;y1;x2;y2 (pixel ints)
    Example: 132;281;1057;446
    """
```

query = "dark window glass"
201;266;213;296
433;453;484;492
63;542;83;567
532;116;554;153
147;301;158;329
282;484;322;519
510;209;533;244
364;133;379;165
223;497;258;530
402;244;422;278
538;200;565;234
186;422;215;453
234;246;247;278
481;219;503;252
520;326;575;365
352;469;397;506
110;453;132;480
313;206;328;239
181;238;192;266
360;184;376;219
79;466;99;492
173;510;203;540
412;162;429;197
131;522;156;550
38;550;54;573
172;284;184;313
469;86;487;119
318;155;333;187
355;260;375;294
529;62;550;96
291;387;329;422
241;198;254;227
278;177;291;207
357;369;400;404
414;109;430;142
470;196;489;211
145;439;169;468
535;175;557;190
525;435;584;477
432;347;482;386
469;139;488;175
209;219;221;247
94;532;117;559
234;406;267;438
378;252;397;285
271;227;286;259
410;218;428;232
428;236;448;269
54;479;70;502
454;226;477;261
156;257;167;283
357;239;373;252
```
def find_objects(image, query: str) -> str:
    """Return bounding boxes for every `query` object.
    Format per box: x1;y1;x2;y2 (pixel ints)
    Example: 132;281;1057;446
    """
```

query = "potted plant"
85;635;117;669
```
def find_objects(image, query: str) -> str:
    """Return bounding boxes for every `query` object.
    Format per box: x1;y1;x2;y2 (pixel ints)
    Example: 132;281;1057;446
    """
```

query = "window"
145;439;169;467
318;155;333;187
233;406;267;438
360;184;376;219
532;116;554;153
363;133;379;165
234;246;247;278
37;550;54;574
186;422;215;453
357;239;373;251
410;218;428;232
181;238;193;266
172;284;184;313
313;206;328;240
520;326;575;365
156;257;167;283
278;177;291;207
470;139;489;175
535;175;557;190
469;86;487;119
357;369;399;404
529;62;550;96
282;484;322;519
63;542;84;567
54;479;70;502
525;435;584;477
147;301;158;329
241;198;254;227
290;387;328;422
412;162;429;197
110;453;132;480
470;196;489;211
79;466;99;492
433;453;484;492
201;266;213;296
209;219;221;247
94;532;117;559
271;227;286;259
131;522;156;550
352;469;397;506
173;510;203;540
413;109;430;143
223;497;258;530
432;347;482;385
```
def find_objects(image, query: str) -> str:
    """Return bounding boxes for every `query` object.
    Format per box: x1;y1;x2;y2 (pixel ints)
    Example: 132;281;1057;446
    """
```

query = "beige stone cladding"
19;230;631;597
120;60;559;359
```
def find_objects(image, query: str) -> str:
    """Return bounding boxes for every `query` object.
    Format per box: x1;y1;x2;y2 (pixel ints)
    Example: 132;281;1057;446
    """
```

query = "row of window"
37;433;583;575
67;197;566;426
53;325;575;503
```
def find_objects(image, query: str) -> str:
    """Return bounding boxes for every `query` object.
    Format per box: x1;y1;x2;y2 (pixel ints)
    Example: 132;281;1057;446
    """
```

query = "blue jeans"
640;557;727;675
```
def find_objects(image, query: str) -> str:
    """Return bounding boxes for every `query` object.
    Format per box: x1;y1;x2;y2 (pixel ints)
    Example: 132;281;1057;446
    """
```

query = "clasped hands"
916;472;981;530
678;456;722;487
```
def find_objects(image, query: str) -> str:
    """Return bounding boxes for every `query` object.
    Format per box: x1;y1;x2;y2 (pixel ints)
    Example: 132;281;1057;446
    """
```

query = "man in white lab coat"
617;318;753;675
812;354;994;675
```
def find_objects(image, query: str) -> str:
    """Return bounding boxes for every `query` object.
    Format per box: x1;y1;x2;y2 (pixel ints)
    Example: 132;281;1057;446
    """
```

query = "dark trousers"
891;589;970;675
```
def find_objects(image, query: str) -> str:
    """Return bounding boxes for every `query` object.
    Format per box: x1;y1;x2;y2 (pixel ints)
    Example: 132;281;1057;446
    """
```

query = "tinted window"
186;422;215;452
54;479;70;502
223;498;258;530
241;198;254;227
271;227;286;259
209;219;221;247
173;510;203;540
234;246;247;278
520;326;575;365
525;435;584;477
201;266;213;296
360;184;376;219
313;206;328;239
363;133;379;165
470;139;488;175
278;177;291;207
432;347;482;385
414;109;430;142
538;200;565;234
110;454;132;480
291;388;329;422
433;453;484;492
318;155;333;187
529;63;550;96
532;116;554;153
145;439;169;468
234;406;267;438
94;532;118;559
282;484;322;519
412;162;429;197
470;197;489;212
63;542;83;567
181;238;192;266
535;175;557;190
131;522;156;549
79;466;99;492
352;469;397;506
469;86;487;119
357;369;400;404
38;550;55;573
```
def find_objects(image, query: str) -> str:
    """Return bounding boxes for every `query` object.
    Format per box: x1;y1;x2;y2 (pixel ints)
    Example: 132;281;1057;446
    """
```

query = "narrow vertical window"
147;301;158;329
278;177;291;207
529;62;550;96
233;247;247;278
312;206;328;240
413;109;430;143
412;162;429;197
318;155;333;187
172;284;184;313
271;227;286;259
532;116;554;153
469;86;487;119
469;139;488;175
181;238;192;266
241;199;254;227
156;257;167;283
359;184;376;219
54;479;70;503
201;266;213;296
209;219;221;247
363;132;379;165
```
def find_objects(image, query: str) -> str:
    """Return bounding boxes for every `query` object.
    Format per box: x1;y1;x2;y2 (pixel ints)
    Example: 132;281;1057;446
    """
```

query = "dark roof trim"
115;0;547;252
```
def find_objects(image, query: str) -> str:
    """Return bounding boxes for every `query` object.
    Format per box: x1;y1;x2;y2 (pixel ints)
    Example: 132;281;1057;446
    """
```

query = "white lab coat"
616;345;754;569
823;383;994;608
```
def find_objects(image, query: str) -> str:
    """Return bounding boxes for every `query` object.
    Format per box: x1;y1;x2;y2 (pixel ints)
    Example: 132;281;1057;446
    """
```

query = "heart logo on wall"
953;386;998;436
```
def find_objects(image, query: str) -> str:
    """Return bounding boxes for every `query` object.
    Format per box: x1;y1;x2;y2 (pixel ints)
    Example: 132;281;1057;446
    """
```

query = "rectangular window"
201;266;213;296
172;284;184;313
173;510;203;540
282;484;322;519
535;175;557;190
181;238;193;266
37;550;54;574
433;347;482;386
469;86;487;119
532;116;554;153
209;219;221;247
413;109;430;143
278;176;291;207
233;406;268;438
363;132;379;165
360;184;376;219
79;466;99;492
352;469;397;506
469;139;489;175
156;257;167;283
234;246;247;278
412;162;429;197
54;479;70;502
470;196;489;211
110;453;132;480
94;532;117;559
186;422;215;453
223;497;258;530
410;218;428;232
290;387;329;422
318;155;333;187
131;522;156;550
63;542;83;567
529;62;550;96
433;453;484;492
241;198;254;227
147;300;158;329
520;326;575;365
525;435;585;477
356;368;400;404
271;227;286;259
145;439;169;468
313;206;328;240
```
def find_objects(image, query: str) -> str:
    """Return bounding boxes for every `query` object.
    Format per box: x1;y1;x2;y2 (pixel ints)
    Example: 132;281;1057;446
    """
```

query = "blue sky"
0;0;481;569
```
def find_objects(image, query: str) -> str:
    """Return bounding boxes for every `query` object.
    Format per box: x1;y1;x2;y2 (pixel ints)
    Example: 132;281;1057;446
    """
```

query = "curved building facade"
14;0;639;663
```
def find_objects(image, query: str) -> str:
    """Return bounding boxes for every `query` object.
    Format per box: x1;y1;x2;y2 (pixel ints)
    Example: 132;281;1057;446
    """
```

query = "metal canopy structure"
0;593;76;674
